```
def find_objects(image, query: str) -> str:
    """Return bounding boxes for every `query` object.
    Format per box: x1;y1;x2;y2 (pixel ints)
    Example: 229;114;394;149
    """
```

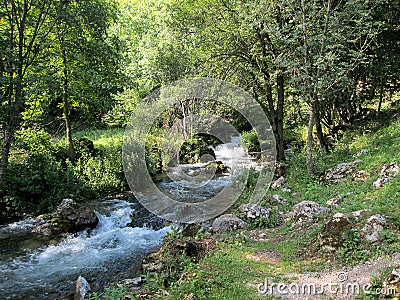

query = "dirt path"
255;254;400;299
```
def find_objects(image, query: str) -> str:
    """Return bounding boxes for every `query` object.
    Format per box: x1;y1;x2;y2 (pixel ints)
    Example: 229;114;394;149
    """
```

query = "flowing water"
0;200;170;299
0;136;258;299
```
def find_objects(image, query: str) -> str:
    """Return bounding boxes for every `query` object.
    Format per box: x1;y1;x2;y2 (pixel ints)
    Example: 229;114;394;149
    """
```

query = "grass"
84;109;400;299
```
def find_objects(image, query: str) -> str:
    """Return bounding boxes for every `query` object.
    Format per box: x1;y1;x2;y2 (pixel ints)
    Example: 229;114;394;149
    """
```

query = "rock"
388;268;400;284
239;204;271;219
322;160;362;183
281;187;292;193
75;275;90;300
31;223;53;236
352;170;370;181
290;201;329;227
318;213;351;250
118;277;143;290
373;162;399;188
350;209;372;221
271;176;285;189
326;192;354;206
271;194;287;204
362;214;386;242
57;199;98;232
274;161;288;177
183;293;196;300
319;211;388;251
212;214;247;233
354;149;369;157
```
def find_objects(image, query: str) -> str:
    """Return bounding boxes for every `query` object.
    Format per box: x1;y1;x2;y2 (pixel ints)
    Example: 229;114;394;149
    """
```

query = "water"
0;136;261;299
0;199;170;299
158;135;257;203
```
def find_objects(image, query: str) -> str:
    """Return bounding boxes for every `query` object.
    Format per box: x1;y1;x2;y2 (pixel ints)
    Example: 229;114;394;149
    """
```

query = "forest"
0;0;399;299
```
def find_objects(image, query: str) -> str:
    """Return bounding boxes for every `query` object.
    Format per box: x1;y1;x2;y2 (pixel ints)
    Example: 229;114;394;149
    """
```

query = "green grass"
53;127;124;150
85;110;400;300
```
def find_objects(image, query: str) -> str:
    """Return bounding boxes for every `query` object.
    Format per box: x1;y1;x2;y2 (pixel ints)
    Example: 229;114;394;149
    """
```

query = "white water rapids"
0;136;259;299
0;199;170;299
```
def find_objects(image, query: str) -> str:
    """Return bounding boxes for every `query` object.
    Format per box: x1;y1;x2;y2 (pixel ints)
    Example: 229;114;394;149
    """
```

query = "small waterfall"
0;199;170;300
214;135;258;171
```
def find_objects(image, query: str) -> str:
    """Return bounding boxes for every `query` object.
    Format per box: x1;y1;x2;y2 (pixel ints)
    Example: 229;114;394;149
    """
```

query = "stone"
354;149;369;157
271;194;287;204
75;275;90;300
352;170;370;181
271;176;285;189
350;209;372;221
318;213;351;250
212;214;247;233
362;214;386;242
326;192;354;206
322;160;362;183
31;223;53;236
56;199;98;232
373;162;399;188
290;201;329;227
183;293;196;300
388;268;400;284
239;204;271;219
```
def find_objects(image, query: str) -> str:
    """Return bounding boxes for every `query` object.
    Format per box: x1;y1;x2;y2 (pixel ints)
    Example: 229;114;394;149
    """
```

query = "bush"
4;151;95;216
241;130;260;152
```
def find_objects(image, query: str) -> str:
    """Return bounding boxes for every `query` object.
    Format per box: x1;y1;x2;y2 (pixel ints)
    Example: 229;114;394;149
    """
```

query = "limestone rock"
323;160;361;183
57;199;98;232
326;192;354;207
75;275;90;300
362;214;386;242
318;213;351;250
352;170;370;181
271;194;287;204
373;162;399;188
212;214;247;233
239;204;271;219
271;176;285;189
290;201;329;227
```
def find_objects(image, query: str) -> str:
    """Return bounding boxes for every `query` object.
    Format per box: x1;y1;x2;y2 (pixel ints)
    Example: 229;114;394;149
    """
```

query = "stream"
0;136;258;299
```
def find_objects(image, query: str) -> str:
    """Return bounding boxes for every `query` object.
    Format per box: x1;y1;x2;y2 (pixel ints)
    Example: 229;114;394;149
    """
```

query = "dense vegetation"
0;0;399;218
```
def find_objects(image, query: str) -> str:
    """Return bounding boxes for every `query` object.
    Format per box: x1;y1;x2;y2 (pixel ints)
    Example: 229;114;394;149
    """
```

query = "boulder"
212;214;247;233
322;160;361;183
290;201;329;227
373;162;399;188
271;194;287;204
352;170;370;181
56;199;98;232
326;192;354;207
318;213;351;250
319;211;388;250
75;275;90;300
239;204;271;219
271;176;285;189
362;214;386;243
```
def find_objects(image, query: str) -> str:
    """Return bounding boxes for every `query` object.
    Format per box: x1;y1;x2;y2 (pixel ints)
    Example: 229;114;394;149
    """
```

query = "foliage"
241;130;261;153
87;286;132;300
1;129;96;216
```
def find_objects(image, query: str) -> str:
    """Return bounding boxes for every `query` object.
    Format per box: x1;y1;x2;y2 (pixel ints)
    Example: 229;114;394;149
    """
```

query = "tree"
0;0;58;186
168;0;288;161
44;0;122;159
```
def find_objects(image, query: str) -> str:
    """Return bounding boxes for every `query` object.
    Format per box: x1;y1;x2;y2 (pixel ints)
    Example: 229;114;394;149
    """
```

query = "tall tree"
0;0;58;185
47;0;121;159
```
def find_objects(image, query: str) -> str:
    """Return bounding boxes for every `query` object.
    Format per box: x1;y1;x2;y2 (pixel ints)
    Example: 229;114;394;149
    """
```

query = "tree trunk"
377;80;385;114
306;105;315;176
62;45;74;160
0;126;14;188
276;70;285;161
314;102;328;152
